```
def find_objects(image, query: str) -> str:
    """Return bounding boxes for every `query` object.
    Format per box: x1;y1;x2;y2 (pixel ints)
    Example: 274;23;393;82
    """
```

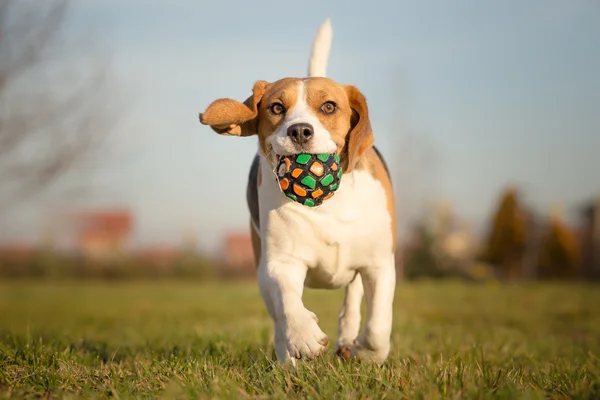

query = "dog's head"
199;77;373;173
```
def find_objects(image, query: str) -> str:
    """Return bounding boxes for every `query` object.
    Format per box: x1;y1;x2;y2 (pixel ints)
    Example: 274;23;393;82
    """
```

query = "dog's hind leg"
335;272;363;359
350;255;396;364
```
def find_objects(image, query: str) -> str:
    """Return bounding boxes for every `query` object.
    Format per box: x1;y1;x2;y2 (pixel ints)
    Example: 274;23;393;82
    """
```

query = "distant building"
75;210;133;261
0;243;36;264
221;232;255;277
134;245;179;270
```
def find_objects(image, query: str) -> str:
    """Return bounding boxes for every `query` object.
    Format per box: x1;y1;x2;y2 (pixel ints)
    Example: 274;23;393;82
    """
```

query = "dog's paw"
334;338;355;360
347;333;390;365
284;309;329;360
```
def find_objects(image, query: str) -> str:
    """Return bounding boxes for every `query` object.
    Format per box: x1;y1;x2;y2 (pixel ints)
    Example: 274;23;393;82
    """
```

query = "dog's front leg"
257;261;290;363
258;257;329;364
351;255;396;365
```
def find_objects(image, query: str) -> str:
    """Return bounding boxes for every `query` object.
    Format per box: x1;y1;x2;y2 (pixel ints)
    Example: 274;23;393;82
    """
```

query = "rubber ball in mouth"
275;153;343;207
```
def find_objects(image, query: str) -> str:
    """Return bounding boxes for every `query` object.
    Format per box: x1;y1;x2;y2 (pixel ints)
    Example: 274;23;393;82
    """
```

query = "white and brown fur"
199;18;396;366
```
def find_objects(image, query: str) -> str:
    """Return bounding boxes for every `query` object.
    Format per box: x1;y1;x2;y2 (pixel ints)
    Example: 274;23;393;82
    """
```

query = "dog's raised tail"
308;18;333;78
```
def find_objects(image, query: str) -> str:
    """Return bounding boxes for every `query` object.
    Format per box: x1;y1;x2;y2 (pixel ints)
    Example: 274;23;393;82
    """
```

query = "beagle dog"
199;18;396;366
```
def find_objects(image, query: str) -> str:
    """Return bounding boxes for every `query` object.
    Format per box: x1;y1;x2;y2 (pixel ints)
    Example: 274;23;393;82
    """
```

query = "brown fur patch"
199;80;268;136
257;162;262;187
343;85;375;173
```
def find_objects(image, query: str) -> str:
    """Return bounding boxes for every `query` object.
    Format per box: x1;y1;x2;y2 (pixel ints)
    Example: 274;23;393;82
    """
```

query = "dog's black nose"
287;123;314;144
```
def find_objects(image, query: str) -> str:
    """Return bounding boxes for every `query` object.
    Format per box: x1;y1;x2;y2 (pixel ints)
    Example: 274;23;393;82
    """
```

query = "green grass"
0;280;598;399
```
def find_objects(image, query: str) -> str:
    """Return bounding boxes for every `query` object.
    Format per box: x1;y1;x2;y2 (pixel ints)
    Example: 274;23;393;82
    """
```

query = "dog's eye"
269;102;286;115
320;101;337;115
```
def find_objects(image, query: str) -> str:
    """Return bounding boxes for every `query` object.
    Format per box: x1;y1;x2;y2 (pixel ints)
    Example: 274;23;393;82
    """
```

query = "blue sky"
4;0;600;252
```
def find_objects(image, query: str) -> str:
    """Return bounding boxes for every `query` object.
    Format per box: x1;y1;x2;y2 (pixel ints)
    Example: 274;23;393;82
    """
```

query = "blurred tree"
402;223;443;279
481;186;527;280
0;0;117;214
537;214;580;280
402;221;465;280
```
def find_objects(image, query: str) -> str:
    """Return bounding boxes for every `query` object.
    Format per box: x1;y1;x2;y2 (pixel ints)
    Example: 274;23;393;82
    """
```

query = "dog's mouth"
274;145;311;158
268;135;338;159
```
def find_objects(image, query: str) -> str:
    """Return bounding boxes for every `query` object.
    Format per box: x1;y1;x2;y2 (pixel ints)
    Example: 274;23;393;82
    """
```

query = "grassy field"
0;280;598;399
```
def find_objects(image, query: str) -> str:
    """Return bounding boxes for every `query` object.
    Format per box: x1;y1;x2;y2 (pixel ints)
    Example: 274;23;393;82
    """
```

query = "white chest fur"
257;155;393;289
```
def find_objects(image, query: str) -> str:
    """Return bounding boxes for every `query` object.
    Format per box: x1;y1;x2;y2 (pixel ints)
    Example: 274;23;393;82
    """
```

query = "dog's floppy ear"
344;85;374;172
199;80;269;136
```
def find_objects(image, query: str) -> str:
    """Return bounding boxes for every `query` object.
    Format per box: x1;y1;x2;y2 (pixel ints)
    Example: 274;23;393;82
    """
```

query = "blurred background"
0;0;598;283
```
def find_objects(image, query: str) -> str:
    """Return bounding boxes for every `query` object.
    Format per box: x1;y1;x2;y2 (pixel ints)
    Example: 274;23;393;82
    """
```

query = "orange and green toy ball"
275;153;343;207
